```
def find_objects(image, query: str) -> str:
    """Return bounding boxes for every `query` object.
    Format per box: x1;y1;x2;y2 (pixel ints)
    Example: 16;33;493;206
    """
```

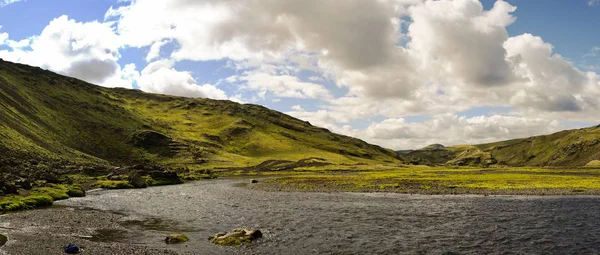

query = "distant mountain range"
397;126;600;167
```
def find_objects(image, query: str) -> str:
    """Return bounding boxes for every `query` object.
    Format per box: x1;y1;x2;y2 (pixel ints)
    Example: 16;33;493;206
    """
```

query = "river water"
56;179;600;254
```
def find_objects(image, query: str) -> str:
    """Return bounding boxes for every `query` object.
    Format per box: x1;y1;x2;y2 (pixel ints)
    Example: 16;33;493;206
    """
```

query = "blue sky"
0;0;599;149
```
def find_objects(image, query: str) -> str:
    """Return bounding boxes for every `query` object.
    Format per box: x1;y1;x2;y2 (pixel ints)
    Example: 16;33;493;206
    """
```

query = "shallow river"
57;179;600;254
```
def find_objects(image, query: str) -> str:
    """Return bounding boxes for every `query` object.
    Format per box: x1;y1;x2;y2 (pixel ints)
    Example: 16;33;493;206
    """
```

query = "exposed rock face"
208;229;263;246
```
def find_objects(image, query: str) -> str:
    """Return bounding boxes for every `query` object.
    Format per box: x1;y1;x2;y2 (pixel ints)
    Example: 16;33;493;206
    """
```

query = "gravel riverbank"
0;207;184;255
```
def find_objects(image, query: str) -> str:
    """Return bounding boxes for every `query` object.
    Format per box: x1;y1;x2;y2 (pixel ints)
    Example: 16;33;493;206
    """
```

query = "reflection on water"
58;179;600;254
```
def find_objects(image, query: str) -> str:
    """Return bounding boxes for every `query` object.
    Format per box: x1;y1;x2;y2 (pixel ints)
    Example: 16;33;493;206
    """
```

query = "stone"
208;229;263;246
128;173;147;188
165;234;189;244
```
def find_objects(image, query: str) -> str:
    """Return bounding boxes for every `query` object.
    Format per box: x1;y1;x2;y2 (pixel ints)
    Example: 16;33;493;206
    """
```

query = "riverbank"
243;166;600;195
0;207;182;255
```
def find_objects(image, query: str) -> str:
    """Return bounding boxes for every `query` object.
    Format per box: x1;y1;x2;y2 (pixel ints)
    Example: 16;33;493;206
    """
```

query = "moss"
93;180;134;189
22;195;54;207
31;186;69;201
0;198;27;211
0;194;54;212
165;234;189;244
66;184;85;197
208;229;262;246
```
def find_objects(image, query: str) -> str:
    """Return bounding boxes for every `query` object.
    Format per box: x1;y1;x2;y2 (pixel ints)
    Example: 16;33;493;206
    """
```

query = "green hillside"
0;59;399;187
398;126;600;167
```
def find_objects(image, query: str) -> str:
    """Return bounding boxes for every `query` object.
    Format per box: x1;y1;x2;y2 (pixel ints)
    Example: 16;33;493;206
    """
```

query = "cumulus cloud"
136;60;228;99
238;71;333;100
0;15;122;84
408;0;517;87
146;39;170;62
341;115;563;150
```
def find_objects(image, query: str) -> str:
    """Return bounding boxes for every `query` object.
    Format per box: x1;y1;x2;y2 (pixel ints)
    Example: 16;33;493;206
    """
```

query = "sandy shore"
0;207;187;255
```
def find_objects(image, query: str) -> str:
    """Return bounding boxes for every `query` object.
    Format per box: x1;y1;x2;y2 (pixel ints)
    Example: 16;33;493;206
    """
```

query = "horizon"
1;0;599;150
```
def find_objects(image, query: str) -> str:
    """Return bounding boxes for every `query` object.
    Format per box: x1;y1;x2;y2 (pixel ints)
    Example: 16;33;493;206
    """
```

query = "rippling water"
57;179;600;254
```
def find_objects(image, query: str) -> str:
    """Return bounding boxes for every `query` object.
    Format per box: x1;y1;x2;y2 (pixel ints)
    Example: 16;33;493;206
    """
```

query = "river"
4;179;600;254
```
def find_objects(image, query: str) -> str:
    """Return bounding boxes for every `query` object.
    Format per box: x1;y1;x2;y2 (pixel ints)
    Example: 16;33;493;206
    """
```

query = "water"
57;179;600;254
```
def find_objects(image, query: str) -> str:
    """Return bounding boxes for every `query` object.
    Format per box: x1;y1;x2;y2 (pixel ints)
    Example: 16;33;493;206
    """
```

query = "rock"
108;175;124;181
128;173;147;188
165;234;189;244
208;228;263;246
148;171;183;185
250;179;258;184
14;178;32;190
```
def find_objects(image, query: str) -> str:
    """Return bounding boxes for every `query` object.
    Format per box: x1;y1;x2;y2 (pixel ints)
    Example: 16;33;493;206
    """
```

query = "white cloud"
585;46;600;57
408;0;517;87
0;0;25;7
0;33;7;45
146;39;170;62
589;0;600;6
0;15;122;85
325;114;562;150
239;71;332;100
137;60;228;99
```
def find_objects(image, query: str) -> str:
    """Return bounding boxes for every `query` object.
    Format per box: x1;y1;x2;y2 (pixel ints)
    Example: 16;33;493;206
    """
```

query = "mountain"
0;59;400;178
398;126;600;167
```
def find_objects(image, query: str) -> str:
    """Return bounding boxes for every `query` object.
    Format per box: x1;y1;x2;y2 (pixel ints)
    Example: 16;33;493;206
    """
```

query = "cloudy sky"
1;0;599;150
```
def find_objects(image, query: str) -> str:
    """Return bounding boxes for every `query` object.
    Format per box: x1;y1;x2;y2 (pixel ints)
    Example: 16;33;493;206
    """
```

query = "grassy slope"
398;126;600;167
0;59;400;172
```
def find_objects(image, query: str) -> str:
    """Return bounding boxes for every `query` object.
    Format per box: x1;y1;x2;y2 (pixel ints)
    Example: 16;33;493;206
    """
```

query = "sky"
0;0;599;150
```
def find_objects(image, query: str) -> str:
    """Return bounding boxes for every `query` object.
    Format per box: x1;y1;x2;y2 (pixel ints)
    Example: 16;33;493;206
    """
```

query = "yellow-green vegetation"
585;160;600;167
0;184;84;212
398;125;600;167
164;234;189;244
92;180;134;189
208;229;263;246
256;166;600;195
0;59;400;199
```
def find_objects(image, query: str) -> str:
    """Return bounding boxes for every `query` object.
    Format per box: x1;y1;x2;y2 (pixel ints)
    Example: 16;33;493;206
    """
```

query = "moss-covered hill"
0;59;400;175
398;126;600;167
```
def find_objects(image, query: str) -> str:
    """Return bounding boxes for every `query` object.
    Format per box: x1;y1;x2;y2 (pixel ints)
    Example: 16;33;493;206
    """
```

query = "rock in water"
165;234;189;244
208;229;263;246
250;179;258;184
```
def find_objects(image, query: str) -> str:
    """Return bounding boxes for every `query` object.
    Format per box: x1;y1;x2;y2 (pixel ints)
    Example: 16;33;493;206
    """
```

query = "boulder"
250;179;258;184
165;234;189;244
208;228;263;246
128;174;147;188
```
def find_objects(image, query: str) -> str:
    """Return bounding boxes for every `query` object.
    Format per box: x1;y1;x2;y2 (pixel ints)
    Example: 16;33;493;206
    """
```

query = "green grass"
0;184;84;212
0;59;400;182
256;166;600;195
399;125;600;167
92;180;134;189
